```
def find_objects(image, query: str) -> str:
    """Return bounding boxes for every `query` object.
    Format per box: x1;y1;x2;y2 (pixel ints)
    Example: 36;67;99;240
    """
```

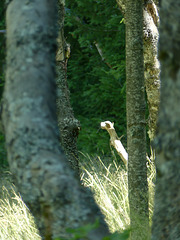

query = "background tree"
126;0;149;239
143;0;160;141
116;0;160;141
2;0;109;239
151;0;180;239
56;0;80;178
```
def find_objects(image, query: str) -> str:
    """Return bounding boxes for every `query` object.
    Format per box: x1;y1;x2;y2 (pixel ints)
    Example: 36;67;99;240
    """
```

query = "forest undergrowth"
0;153;156;240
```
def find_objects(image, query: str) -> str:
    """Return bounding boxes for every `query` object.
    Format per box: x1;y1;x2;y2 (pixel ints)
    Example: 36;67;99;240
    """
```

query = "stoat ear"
112;122;114;127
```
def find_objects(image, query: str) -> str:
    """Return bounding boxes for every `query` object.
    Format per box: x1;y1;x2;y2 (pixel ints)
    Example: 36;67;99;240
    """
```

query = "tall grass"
80;153;156;232
0;186;41;240
0;154;156;239
80;154;130;233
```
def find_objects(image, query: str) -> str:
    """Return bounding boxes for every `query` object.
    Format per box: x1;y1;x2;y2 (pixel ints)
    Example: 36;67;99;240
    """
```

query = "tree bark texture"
116;0;160;141
143;0;160;141
126;1;150;239
151;0;180;239
3;1;109;239
56;0;80;178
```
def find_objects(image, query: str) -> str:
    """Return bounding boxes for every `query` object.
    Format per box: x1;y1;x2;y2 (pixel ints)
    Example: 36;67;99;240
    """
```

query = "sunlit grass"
80;154;130;232
147;151;156;224
80;153;156;232
0;186;41;240
0;153;156;239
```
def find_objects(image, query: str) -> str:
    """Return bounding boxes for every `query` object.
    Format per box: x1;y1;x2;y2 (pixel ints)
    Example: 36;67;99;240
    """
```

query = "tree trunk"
143;0;160;141
116;0;160;141
56;0;80;178
3;1;109;239
126;0;150;239
151;0;180;239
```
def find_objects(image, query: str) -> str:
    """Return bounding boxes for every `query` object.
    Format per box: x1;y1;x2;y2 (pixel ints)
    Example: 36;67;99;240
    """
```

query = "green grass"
0;154;156;239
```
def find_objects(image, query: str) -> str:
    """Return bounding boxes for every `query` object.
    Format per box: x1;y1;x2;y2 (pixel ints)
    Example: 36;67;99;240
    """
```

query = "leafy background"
64;0;126;156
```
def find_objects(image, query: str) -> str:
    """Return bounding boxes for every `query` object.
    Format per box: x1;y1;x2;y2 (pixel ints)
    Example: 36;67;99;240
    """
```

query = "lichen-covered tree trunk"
126;0;150;239
151;1;180;239
116;0;160;141
2;1;109;239
56;0;80;178
143;1;160;141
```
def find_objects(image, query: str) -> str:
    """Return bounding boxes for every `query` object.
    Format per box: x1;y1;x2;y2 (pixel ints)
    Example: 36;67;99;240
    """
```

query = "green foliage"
65;0;126;155
54;219;100;240
103;230;130;240
54;230;130;240
54;218;130;240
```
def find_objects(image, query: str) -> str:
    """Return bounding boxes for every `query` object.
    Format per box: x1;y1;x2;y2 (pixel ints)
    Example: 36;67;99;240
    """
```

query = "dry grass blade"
80;153;155;232
0;186;41;240
81;154;130;232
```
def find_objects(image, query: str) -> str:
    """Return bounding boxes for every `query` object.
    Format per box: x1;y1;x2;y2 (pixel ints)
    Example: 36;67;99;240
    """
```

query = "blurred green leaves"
54;218;130;240
65;0;126;156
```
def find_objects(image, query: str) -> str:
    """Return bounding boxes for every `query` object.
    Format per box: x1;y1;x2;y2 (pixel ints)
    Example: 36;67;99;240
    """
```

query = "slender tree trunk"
151;0;180;239
116;0;160;141
3;1;109;239
143;0;160;141
126;0;150;239
56;0;80;178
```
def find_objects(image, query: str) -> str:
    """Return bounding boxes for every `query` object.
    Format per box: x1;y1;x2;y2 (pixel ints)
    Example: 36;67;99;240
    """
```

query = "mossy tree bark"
126;0;150;239
116;0;160;141
2;1;109;239
56;0;80;178
151;0;180;239
143;0;160;141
